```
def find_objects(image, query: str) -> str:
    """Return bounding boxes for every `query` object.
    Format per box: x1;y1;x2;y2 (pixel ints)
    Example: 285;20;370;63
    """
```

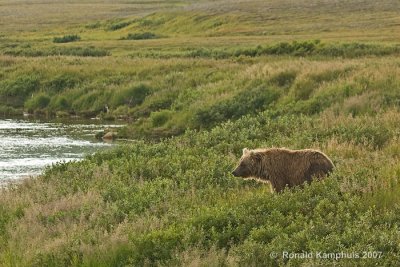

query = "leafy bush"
0;105;21;116
138;18;165;27
188;48;229;59
121;32;160;40
332;123;392;149
24;93;50;111
49;96;70;111
319;42;400;57
150;110;172;127
0;75;40;97
195;85;280;128
0;75;40;108
44;73;81;92
111;84;151;108
53;34;81;43
269;70;297;88
73;91;113;115
141;90;178;115
108;21;133;31
271;40;319;55
293;79;316;100
54;46;110;57
132;227;183;265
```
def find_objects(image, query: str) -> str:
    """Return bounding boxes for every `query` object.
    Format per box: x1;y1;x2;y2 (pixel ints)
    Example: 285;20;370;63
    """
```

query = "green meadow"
1;0;400;266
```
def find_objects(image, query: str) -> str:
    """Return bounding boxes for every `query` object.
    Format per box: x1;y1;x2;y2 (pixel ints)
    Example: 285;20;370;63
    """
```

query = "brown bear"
232;148;334;193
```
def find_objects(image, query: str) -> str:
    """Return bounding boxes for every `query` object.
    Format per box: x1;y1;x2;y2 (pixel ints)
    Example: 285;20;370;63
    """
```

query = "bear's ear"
242;148;250;155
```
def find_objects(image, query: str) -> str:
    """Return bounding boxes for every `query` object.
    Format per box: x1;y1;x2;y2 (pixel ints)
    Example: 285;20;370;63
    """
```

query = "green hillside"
0;0;400;266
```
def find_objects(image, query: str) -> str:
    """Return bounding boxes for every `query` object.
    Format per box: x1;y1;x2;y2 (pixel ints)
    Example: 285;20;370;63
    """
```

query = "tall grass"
3;46;110;57
1;55;399;137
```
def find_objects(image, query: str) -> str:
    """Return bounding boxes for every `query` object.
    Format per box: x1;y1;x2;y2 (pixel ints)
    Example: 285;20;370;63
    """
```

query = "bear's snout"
231;170;238;177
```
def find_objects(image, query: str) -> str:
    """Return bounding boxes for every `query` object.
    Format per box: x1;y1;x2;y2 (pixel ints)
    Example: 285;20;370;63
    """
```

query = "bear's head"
232;148;261;178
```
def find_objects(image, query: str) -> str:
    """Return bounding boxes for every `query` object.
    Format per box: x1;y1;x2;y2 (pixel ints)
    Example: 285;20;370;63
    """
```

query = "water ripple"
0;119;118;182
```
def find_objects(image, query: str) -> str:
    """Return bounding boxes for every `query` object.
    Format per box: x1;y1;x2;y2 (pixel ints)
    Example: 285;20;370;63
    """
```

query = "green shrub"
0;105;21;116
293;79;316;100
25;93;50;110
111;84;151;108
53;34;81;43
132;227;183;265
45;73;81;93
1;75;40;97
148;94;176;111
332;123;392;148
309;69;346;84
49;96;70;111
319;42;400;57
288;96;331;115
85;22;101;29
121;32;160;40
269;70;297;88
256;40;319;56
150;110;172;127
195;85;280;128
54;46;109;57
108;20;133;31
138;18;165;27
71;90;111;113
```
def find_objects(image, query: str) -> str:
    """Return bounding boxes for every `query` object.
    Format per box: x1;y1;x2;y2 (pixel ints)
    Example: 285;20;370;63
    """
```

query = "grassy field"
1;0;400;266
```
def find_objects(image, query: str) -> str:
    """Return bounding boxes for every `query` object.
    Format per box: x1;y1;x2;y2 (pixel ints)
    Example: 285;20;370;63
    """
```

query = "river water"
0;118;118;185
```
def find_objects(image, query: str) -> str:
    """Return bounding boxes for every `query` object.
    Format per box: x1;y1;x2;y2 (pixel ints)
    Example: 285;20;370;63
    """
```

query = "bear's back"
259;148;334;191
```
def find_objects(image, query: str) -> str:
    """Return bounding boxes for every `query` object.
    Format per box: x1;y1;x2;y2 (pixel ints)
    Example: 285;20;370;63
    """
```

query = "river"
0;118;119;186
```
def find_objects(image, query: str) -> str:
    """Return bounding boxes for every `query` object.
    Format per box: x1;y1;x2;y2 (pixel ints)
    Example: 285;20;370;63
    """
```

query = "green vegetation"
25;93;50;112
1;110;399;266
53;35;81;43
3;46;110;57
121;32;161;40
1;0;400;266
2;55;397;139
107;20;134;31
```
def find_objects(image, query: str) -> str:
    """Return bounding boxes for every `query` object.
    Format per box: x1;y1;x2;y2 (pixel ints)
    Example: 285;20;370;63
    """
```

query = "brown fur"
232;148;334;193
